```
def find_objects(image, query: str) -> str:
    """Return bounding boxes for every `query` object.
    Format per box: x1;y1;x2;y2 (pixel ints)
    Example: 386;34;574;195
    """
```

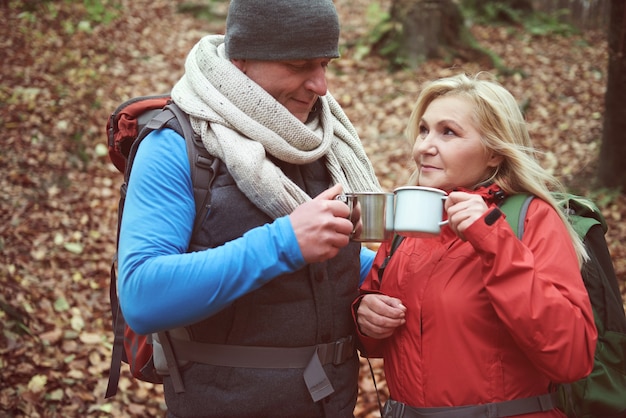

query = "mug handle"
439;195;449;226
335;194;355;223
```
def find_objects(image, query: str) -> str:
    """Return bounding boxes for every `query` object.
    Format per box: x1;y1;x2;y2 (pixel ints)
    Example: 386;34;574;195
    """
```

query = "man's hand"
357;294;406;339
289;184;355;263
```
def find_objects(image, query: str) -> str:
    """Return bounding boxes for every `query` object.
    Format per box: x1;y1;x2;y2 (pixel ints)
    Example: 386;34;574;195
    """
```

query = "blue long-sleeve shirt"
118;128;374;335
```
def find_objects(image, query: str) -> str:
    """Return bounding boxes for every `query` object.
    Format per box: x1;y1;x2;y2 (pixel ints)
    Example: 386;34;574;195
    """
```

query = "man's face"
233;58;331;122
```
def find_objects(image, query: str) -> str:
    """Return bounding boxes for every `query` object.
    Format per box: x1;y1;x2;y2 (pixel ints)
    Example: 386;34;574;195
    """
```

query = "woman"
354;74;597;417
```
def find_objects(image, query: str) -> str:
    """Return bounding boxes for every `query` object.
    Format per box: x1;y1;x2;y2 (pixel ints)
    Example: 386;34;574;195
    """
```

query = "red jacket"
356;186;597;417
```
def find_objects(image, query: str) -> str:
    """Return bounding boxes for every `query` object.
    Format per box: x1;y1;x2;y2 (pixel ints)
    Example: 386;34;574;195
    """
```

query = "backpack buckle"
331;336;353;365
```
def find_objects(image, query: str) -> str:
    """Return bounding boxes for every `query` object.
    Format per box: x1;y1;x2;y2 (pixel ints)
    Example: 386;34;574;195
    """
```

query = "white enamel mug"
393;186;449;237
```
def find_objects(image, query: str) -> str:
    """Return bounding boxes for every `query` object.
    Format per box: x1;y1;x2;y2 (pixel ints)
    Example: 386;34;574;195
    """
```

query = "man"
117;0;382;416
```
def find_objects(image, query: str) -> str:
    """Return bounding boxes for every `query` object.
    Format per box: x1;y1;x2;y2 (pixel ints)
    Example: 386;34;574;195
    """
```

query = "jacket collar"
452;182;507;206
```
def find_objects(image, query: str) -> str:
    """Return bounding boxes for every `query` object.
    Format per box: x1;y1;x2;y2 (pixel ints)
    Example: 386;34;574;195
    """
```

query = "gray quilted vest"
162;156;361;418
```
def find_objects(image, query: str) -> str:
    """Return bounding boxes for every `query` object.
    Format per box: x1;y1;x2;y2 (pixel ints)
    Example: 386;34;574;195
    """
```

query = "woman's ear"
487;153;504;168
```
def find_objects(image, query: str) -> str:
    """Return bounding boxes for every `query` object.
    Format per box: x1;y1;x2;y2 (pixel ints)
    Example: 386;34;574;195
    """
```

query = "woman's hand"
445;191;489;240
357;294;406;339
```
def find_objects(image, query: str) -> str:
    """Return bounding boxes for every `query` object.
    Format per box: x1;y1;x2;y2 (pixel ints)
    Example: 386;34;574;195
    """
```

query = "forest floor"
1;0;624;417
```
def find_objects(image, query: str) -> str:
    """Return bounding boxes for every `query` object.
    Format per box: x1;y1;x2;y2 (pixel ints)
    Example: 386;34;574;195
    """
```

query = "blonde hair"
405;73;587;264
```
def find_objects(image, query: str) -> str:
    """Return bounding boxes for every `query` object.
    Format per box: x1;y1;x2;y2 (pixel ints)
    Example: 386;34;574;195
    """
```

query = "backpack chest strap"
166;334;354;369
382;392;559;418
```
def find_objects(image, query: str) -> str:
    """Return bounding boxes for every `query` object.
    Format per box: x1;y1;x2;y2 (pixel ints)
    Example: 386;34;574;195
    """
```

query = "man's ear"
231;59;246;72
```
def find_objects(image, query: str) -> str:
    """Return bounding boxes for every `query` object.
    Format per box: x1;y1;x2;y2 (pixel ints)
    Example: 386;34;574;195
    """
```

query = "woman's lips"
420;164;440;172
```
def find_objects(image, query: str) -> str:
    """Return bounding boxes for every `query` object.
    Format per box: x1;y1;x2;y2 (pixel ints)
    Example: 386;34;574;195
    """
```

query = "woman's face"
412;95;501;191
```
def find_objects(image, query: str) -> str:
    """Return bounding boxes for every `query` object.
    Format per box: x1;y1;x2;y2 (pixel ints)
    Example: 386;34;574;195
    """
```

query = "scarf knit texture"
171;35;382;219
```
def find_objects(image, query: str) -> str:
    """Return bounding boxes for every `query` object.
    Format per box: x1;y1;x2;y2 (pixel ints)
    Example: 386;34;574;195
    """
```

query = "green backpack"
500;193;626;418
379;193;626;418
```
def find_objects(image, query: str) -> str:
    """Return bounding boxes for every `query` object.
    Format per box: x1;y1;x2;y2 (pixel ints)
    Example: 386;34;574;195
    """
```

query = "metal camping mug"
335;192;395;242
393;186;449;237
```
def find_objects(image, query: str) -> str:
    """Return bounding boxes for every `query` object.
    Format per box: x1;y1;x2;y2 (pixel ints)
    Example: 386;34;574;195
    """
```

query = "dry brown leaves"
0;0;623;417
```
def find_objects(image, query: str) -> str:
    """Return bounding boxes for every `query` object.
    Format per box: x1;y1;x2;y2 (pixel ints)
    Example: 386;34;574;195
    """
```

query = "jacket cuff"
465;205;504;242
352;292;386;358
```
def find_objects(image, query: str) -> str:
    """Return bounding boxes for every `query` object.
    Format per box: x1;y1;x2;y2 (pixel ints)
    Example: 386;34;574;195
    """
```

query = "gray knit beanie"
224;0;340;61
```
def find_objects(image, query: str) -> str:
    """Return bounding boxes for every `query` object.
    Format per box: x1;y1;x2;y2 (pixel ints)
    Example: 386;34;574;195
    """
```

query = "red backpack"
104;95;217;398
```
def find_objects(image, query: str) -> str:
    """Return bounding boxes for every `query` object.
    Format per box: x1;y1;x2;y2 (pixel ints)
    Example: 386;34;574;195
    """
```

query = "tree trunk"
377;0;491;69
391;0;460;66
598;0;626;189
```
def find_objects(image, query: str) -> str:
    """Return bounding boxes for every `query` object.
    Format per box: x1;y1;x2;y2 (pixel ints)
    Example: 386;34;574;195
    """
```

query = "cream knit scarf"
171;35;381;219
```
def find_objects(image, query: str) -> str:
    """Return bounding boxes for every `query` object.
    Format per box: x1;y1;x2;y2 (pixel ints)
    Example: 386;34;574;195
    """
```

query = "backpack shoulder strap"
162;103;220;237
377;234;405;283
499;193;534;239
